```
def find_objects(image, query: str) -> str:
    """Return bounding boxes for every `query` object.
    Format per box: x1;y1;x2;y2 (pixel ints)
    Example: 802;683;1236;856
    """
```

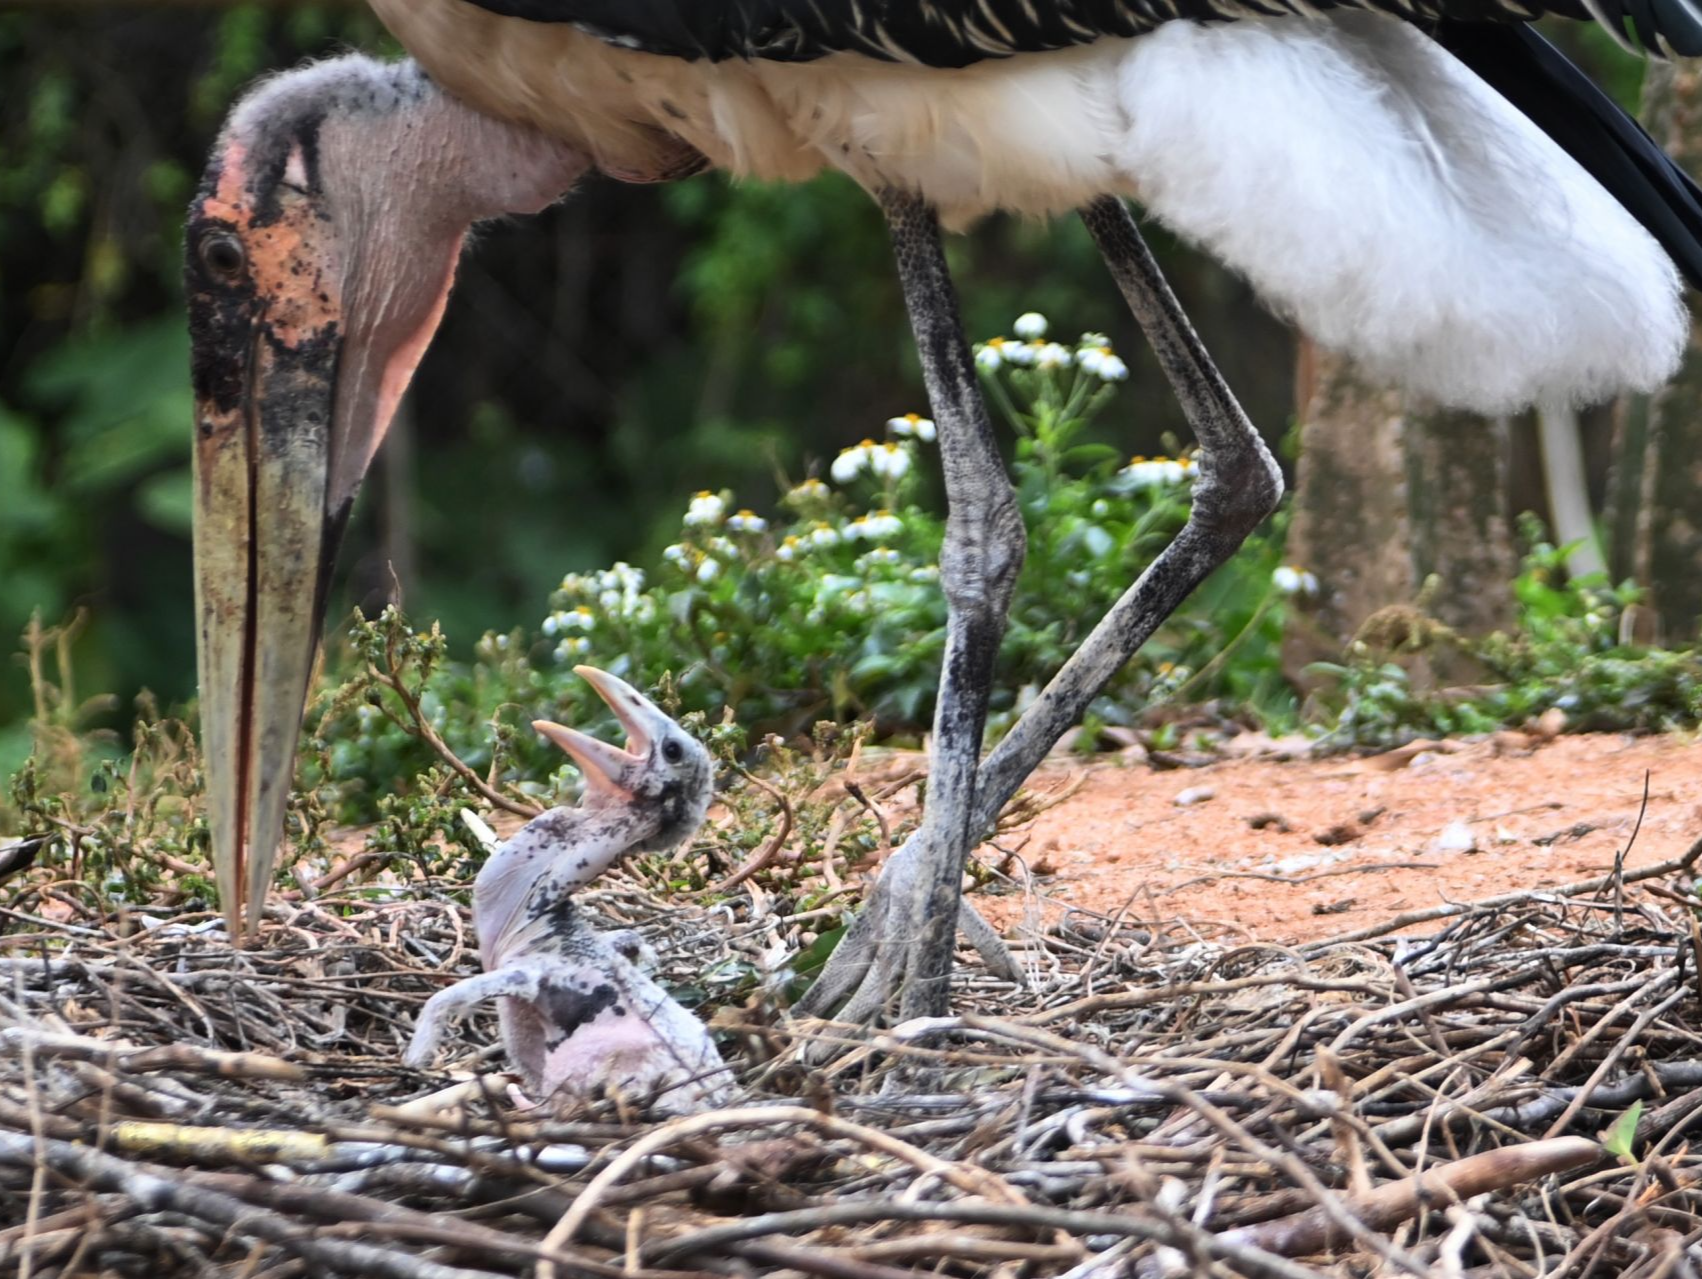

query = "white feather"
1111;15;1686;411
369;0;1687;412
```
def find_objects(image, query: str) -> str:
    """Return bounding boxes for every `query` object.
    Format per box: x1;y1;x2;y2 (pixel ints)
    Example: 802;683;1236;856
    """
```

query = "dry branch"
1217;1137;1601;1257
0;1132;502;1279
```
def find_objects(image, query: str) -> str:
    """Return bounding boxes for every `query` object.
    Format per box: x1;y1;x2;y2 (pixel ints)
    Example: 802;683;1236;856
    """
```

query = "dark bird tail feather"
1437;21;1702;290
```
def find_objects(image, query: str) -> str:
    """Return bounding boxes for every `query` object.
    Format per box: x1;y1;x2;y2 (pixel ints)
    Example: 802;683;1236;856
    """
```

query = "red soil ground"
970;730;1701;946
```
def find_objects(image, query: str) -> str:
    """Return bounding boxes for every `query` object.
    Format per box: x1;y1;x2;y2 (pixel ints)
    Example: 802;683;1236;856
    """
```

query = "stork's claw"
795;833;1023;1042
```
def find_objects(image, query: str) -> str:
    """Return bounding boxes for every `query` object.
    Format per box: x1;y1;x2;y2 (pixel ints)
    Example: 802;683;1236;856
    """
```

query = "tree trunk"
1630;62;1702;642
1282;345;1411;689
1403;402;1515;639
1283;343;1513;687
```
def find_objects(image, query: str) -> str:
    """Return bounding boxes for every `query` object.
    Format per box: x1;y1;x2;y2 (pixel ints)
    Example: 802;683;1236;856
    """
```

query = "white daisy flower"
848;510;904;541
1013;311;1048;340
887;412;935;442
1272;565;1320;596
868;442;912;480
807;521;842;548
684;491;726;527
1120;456;1180;488
1036;342;1073;371
788;477;829;502
553;636;592;662
696;558;721;584
975;343;1004;372
1099;354;1130;382
831;441;875;484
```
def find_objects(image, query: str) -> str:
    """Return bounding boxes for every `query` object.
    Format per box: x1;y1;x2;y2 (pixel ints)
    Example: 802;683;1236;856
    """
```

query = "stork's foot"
794;834;1023;1031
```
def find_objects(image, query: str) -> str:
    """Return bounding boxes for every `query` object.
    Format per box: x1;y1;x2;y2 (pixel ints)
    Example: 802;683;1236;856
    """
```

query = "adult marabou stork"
189;0;1702;1024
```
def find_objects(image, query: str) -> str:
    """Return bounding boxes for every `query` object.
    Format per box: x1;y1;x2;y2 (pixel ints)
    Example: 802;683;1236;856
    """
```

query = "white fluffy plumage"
1113;16;1686;411
369;0;1687;412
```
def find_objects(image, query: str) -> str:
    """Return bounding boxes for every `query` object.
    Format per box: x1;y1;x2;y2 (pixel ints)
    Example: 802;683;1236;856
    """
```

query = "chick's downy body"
405;668;729;1113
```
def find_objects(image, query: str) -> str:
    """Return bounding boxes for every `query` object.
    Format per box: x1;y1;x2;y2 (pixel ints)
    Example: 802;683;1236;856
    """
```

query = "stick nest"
3;837;1702;1279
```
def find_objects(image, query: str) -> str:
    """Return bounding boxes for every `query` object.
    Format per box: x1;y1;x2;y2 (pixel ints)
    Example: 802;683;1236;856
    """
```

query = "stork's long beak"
532;666;673;802
191;262;347;942
187;145;379;942
193;354;345;942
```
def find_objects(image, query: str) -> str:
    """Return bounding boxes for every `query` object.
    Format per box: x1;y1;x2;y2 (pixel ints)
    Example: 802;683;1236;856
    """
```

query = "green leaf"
1600;1100;1643;1162
791;924;847;979
1060;443;1122;469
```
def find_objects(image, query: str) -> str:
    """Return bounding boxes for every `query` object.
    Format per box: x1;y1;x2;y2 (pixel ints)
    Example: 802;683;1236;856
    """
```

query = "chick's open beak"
532;666;677;801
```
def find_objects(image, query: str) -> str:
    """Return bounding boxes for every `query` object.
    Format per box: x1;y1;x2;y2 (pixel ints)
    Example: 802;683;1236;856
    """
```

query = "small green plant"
1309;515;1702;748
3;611;208;908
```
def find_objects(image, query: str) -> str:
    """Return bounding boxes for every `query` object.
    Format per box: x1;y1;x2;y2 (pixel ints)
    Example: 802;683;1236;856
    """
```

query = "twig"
0;1133;502;1279
842;780;894;851
705;767;795;895
1310;834;1702;948
649;1200;1320;1279
1217;1137;1600;1256
366;660;539;819
1;1028;303;1082
539;1104;1027;1265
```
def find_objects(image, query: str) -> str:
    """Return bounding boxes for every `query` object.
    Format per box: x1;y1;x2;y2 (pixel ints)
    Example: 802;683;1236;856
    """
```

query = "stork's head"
187;56;591;938
534;667;715;854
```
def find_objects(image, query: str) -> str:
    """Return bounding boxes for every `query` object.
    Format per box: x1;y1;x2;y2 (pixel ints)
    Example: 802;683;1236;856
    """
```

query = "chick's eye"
199;234;246;280
662;739;684;764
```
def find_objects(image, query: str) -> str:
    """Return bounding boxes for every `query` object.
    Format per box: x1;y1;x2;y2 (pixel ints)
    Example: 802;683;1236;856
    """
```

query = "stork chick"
405;666;730;1113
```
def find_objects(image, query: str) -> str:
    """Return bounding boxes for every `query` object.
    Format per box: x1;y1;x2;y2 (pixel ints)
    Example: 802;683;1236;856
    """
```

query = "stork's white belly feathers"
369;0;1686;411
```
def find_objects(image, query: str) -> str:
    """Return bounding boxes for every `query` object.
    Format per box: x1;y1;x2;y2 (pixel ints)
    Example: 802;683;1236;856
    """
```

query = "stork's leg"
799;188;1027;1024
800;196;1281;1026
965;197;1284;823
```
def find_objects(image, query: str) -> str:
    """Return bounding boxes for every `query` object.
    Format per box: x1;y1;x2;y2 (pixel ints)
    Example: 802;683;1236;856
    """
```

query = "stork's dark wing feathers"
459;0;1702;62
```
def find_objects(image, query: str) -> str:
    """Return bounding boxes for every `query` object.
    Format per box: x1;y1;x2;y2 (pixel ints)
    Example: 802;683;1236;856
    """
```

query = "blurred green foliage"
1311;516;1702;746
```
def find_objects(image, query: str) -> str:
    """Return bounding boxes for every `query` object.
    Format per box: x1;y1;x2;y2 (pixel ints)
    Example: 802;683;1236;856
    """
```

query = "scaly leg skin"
404;964;542;1070
799;187;1028;1026
798;196;1282;1030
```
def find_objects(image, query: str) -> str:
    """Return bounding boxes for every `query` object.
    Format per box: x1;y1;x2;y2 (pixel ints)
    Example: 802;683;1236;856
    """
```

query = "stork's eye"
662;739;684;764
199;233;246;281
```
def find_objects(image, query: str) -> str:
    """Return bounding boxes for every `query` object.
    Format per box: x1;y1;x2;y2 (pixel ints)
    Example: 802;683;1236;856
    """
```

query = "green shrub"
1309;515;1702;748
